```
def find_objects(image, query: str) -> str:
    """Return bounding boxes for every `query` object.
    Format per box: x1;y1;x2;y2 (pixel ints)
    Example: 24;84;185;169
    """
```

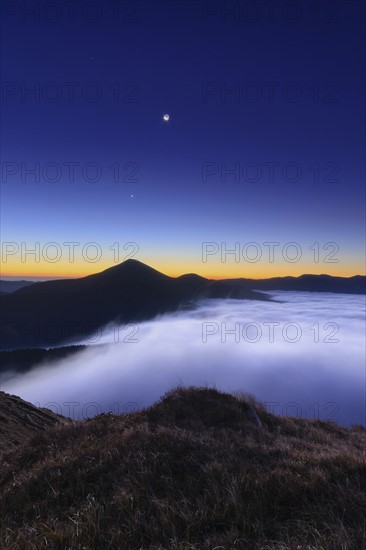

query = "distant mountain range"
215;273;366;294
0;260;365;350
0;280;35;294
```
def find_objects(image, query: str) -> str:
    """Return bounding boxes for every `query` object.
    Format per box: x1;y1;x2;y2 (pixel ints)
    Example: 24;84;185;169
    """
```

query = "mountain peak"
100;259;170;280
122;258;143;265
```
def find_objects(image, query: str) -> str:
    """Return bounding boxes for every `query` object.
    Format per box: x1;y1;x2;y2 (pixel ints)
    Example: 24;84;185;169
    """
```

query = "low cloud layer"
3;292;365;427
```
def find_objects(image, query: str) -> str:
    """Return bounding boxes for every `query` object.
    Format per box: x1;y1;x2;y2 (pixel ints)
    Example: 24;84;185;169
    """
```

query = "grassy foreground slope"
0;391;71;457
1;387;365;549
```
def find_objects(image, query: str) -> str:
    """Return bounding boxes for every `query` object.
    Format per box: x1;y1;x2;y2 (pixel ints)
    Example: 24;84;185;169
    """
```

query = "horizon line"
1;259;365;282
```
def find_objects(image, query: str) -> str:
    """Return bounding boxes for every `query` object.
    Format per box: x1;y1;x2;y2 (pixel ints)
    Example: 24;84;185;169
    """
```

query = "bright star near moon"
163;114;170;122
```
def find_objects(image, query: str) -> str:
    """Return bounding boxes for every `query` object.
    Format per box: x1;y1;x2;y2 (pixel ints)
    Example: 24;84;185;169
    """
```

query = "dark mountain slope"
0;391;71;458
0;260;269;350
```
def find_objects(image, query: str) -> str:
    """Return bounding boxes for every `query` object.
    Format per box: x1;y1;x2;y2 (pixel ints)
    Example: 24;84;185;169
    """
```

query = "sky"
1;0;365;279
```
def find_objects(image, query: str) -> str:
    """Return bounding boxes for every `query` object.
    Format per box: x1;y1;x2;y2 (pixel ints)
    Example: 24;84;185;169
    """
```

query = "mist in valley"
3;292;365;427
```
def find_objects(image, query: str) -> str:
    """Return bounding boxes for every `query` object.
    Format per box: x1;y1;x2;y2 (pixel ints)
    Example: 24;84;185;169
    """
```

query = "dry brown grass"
1;386;365;549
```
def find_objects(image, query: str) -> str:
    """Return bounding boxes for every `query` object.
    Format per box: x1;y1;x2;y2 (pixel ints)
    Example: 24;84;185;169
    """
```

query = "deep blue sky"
1;0;365;278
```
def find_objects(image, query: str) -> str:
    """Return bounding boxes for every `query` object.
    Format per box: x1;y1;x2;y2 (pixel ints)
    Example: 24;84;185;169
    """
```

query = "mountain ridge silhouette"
1;260;364;350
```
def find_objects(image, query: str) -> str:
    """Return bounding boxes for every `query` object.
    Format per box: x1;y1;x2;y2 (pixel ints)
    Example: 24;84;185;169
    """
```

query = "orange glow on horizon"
1;258;364;280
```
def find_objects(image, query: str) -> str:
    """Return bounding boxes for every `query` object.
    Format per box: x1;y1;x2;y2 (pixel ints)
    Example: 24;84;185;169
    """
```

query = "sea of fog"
2;292;365;427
